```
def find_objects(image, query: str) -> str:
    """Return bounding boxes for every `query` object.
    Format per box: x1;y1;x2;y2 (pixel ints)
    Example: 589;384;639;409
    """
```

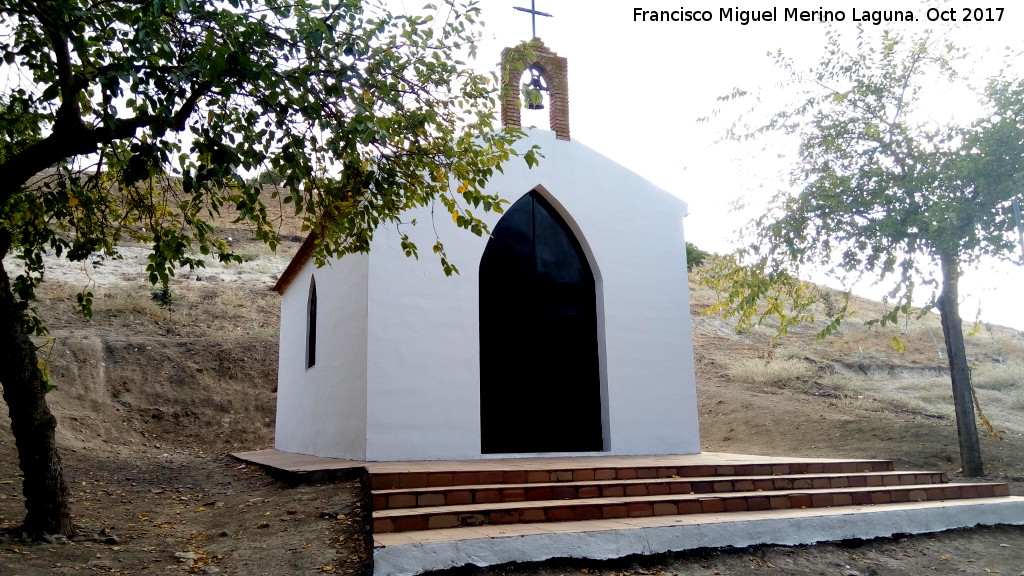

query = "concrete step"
372;497;1024;576
372;471;948;510
371;482;1010;533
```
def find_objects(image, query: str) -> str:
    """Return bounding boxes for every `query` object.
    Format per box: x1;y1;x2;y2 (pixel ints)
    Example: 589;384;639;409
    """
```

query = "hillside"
1;215;1023;574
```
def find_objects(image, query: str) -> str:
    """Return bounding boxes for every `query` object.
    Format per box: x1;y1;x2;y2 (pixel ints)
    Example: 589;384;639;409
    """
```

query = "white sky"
457;0;1024;330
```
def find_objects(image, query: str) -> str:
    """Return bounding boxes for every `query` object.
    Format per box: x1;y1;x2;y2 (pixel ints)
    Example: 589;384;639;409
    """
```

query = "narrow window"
306;276;317;369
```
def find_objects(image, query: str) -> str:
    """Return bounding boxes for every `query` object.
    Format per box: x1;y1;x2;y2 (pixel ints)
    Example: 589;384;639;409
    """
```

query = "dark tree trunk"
937;249;984;477
0;252;75;536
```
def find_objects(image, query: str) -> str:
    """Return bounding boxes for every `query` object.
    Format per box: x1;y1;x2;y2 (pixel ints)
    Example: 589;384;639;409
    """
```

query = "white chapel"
272;41;701;462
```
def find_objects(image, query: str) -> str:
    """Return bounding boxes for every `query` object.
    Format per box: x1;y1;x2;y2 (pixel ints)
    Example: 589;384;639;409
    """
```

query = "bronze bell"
523;68;548;110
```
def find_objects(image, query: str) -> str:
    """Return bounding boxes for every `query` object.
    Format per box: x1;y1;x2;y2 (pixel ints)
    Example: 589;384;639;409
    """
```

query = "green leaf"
891;335;905;353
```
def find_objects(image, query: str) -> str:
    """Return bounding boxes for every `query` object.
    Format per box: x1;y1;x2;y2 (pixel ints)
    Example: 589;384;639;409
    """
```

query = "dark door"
480;191;603;453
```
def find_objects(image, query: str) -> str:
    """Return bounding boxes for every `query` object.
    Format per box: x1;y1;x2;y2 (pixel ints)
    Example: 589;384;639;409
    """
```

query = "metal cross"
513;0;552;39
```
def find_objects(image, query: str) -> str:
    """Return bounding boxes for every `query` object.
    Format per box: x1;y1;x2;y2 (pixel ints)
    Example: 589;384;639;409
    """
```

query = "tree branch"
0;80;214;207
25;2;86;133
171;80;214;131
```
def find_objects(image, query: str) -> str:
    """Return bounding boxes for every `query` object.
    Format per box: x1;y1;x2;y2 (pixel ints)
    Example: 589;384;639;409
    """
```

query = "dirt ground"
2;234;1024;575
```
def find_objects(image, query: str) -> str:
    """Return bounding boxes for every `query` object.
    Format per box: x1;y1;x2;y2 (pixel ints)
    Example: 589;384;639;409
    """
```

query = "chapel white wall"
275;253;370;460
358;129;701;460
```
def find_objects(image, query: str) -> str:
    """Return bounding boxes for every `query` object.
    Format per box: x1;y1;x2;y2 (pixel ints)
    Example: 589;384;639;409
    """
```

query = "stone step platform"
371;482;1009;533
229;450;1024;576
371;470;948;511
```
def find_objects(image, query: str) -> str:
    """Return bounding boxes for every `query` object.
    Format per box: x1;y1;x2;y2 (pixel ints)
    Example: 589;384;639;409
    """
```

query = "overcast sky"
453;1;1024;330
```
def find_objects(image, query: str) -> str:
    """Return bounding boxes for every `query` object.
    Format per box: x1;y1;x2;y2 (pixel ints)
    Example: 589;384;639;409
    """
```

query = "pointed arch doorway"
480;191;603;453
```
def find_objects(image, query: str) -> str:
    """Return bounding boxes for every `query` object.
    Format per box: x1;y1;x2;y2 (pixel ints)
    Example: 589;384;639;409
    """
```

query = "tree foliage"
698;253;844;341
1;0;538;310
0;0;538;535
684;241;710;271
699;28;1024;476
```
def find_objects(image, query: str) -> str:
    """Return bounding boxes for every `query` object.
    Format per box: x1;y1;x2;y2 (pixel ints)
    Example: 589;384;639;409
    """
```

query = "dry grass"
817;371;857;392
1011;390;1024;410
973;361;1024;391
29;271;282;340
912;385;954;407
230;241;279;263
726;357;817;385
874;391;949;417
216;289;260;309
90;285;168;321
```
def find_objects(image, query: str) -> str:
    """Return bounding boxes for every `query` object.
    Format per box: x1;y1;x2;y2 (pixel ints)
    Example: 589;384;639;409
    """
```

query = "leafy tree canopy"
702;28;1024;337
1;0;538;318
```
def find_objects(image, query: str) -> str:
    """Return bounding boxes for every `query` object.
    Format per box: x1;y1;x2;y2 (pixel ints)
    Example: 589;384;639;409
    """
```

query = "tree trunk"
937;249;984;477
0;252;75;536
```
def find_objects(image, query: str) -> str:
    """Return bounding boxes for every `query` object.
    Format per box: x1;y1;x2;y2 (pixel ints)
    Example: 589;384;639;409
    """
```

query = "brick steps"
372;471;947;510
371;482;1010;533
368;459;895;491
366;457;1013;536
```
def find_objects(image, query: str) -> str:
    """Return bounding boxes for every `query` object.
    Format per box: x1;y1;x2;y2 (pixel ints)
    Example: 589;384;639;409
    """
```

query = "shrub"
686;242;710;272
150;281;174;307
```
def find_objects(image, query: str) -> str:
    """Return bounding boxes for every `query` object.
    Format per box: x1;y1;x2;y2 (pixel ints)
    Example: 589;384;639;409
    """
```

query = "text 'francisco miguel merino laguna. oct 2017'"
632;7;1005;26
